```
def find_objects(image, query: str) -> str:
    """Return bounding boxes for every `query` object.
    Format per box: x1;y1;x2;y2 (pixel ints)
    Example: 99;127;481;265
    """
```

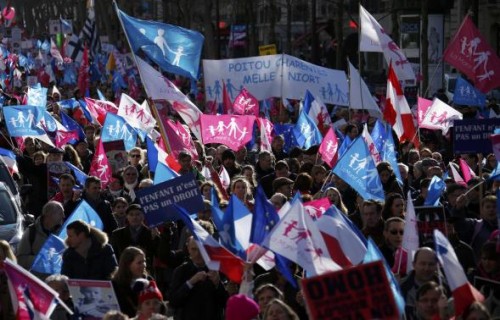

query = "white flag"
360;5;416;84
420;98;463;134
402;191;420;273
349;61;382;118
118;93;156;134
263;201;341;276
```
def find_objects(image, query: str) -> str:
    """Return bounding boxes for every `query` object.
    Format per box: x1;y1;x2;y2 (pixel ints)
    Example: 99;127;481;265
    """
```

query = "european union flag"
30;234;66;274
101;113;138;151
424;176;445;206
64;161;89;186
3;106;46;137
117;5;204;80
333;137;385;201
453;76;486;107
293;110;322;149
57;200;104;239
363;238;405;317
251;186;279;244
371;120;403;184
273;124;295;153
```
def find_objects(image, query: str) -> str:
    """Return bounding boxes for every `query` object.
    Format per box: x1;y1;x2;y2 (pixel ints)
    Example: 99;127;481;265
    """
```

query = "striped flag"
80;8;101;58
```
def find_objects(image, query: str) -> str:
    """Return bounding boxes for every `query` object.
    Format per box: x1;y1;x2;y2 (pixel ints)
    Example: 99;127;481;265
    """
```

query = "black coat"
169;261;228;320
61;231;118;280
80;194;118;235
110;225;158;268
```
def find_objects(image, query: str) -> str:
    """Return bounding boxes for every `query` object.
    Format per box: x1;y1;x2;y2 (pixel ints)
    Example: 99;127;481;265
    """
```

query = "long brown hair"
112;246;146;285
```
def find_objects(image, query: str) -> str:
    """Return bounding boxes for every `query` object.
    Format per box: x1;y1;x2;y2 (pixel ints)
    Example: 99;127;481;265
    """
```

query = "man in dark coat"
61;220;118;280
80;176;118;235
169;237;228;320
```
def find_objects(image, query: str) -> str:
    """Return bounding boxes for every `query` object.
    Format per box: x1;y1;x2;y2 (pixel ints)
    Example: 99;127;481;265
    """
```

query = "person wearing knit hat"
132;280;166;320
225;294;260;320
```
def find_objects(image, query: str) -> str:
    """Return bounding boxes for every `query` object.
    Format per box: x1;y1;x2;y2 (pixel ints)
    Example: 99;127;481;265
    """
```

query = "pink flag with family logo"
417;97;433;125
233;88;259;117
318;127;339;168
85;97;118;125
89;139;112;188
443;16;500;93
200;114;256;151
162;119;198;160
304;197;331;220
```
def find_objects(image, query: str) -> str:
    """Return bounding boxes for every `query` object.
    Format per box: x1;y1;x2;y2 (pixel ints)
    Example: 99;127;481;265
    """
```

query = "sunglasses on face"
130;154;141;158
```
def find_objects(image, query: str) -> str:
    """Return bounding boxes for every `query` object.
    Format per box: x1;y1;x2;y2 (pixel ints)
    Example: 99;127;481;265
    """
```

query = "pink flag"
85;97;118;125
163;119;198;160
50;38;64;64
303;197;331;219
257;117;273;152
55;130;78;148
3;259;59;319
233;88;259;116
459;158;475;183
89;139;112;188
392;248;409;276
450;163;467;186
491;133;500;161
443;16;500;93
205;100;218;115
318;127;339;168
417;97;433;125
200;114;256;151
77;46;89;96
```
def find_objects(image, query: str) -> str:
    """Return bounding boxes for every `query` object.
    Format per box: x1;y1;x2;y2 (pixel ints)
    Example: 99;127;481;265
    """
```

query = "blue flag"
97;88;107;101
337;134;352;158
101;113;138;151
117;6;204;80
488;162;500;181
64;161;89;186
453;76;486;107
424;176;445;206
363;238;405;317
57;98;80;110
154;161;179;185
3;105;46;137
371;120;403;184
112;70;127;92
62;64;77;85
59;111;85;140
57;200;104;239
333;137;385;201
251;186;279;244
42;110;58;133
293;110;322;149
30;234;66;274
214;195;247;259
145;136;159;173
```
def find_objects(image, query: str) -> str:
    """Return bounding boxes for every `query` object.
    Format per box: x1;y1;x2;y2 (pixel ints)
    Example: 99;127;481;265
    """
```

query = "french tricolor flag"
434;230;484;317
176;205;244;284
0;147;18;175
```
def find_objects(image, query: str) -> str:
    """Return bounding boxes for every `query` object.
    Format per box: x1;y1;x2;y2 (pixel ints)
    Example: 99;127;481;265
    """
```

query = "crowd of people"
0;75;498;320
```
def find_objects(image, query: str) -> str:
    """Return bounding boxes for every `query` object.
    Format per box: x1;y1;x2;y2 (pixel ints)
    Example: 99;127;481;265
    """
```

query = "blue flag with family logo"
42;110;58;133
57;200;104;239
117;6;204;80
27;85;48;107
30;234;66;274
293;110;322;149
101;113;138;151
453;76;486;107
332;137;385;201
3;105;46;137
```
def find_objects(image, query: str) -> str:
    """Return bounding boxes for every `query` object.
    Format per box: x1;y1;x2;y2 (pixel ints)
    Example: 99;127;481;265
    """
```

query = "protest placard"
136;173;204;227
301;261;398;320
453;119;499;154
415;206;447;246
103;140;128;174
68;279;120;320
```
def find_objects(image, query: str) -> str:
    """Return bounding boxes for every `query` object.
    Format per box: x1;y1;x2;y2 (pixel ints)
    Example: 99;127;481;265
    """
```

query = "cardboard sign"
102;140;128;174
136;173;204;227
67;279;120;320
415;206;447;246
453;119;499;155
259;44;277;56
301;261;398;320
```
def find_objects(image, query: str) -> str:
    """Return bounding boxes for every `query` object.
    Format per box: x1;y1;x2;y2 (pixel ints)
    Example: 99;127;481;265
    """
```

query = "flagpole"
113;1;173;155
422;59;443;98
356;2;364;123
280;53;285;121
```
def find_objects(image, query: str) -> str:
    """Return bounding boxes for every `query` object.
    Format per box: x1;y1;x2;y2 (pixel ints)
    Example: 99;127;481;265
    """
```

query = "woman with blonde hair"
323;187;349;214
263;299;299;320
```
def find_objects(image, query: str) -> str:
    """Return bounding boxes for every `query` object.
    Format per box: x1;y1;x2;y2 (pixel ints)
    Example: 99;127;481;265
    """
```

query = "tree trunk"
335;0;343;69
421;0;429;97
286;0;292;54
202;0;216;59
391;0;399;46
268;0;277;46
